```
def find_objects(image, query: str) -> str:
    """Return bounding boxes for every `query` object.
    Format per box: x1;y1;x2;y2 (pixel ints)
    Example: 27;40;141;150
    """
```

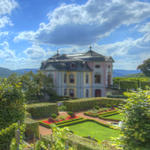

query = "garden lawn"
68;121;120;141
104;114;123;120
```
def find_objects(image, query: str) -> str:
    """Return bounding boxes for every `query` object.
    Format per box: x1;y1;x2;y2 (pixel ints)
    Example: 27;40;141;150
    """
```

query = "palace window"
86;74;89;84
64;89;67;96
69;74;74;83
64;73;67;83
86;89;89;97
95;65;100;68
95;74;101;83
69;89;74;97
108;74;111;86
108;65;111;72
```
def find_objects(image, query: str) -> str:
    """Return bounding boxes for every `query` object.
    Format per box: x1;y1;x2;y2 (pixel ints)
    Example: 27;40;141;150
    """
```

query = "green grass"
104;114;123;120
68;121;120;141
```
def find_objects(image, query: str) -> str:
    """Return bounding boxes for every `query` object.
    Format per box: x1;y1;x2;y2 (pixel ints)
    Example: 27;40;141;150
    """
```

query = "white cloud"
14;31;35;42
0;31;8;37
0;41;16;60
0;0;18;16
0;16;13;28
0;0;18;29
24;44;46;59
15;0;150;46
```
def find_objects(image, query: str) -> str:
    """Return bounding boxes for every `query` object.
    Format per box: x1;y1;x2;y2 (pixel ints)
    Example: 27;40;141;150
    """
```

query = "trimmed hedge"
39;118;84;128
27;103;58;119
0;123;17;150
64;97;125;112
57;119;86;128
24;118;39;140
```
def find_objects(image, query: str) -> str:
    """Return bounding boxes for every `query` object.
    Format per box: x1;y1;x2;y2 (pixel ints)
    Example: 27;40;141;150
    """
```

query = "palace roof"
40;48;114;71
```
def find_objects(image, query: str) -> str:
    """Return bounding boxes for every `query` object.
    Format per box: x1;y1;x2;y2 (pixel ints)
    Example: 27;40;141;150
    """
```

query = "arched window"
69;74;74;83
64;89;67;96
86;74;89;84
86;89;89;97
95;74;101;83
64;73;67;83
69;89;74;97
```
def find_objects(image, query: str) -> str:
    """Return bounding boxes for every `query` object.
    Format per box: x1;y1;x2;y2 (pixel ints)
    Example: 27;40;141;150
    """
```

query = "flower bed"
42;116;79;125
84;108;117;117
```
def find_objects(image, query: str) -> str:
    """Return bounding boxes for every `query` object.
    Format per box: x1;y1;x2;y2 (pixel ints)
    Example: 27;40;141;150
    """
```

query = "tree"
120;89;150;150
137;58;150;77
20;71;57;103
0;78;25;150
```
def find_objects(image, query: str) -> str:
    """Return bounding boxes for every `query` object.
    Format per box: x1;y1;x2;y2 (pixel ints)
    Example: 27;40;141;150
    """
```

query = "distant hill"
0;67;141;78
0;67;14;78
0;67;38;78
13;68;38;75
113;69;141;77
125;73;145;77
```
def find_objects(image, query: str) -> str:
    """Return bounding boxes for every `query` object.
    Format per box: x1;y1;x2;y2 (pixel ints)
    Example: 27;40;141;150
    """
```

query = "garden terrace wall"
27;103;58;119
64;97;125;112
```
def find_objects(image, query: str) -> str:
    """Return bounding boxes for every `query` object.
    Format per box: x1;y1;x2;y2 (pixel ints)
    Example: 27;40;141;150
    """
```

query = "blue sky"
0;0;150;70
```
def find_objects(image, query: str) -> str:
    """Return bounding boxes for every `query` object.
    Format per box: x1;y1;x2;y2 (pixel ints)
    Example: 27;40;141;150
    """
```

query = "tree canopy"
137;58;150;77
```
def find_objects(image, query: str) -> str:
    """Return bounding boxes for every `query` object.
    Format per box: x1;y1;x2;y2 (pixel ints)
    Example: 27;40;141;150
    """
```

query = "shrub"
68;111;75;117
24;118;39;141
51;113;57;119
27;102;58;119
94;105;99;110
64;97;125;112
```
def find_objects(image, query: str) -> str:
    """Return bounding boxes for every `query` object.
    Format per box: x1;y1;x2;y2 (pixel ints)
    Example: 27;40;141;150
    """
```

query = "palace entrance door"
95;89;101;97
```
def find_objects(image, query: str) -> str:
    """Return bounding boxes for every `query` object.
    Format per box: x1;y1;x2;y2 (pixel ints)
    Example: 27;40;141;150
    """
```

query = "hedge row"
113;77;150;90
24;118;39;141
27;103;58;119
57;118;86;128
39;117;84;128
84;109;118;118
0;123;17;150
99;110;118;117
64;97;125;112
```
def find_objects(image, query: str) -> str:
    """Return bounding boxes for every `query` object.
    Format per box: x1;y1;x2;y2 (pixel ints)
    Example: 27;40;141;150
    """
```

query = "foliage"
0;78;25;129
51;113;57;119
20;71;57;103
137;58;150;77
64;97;125;112
24;118;39;141
119;89;150;150
0;123;17;150
27;102;58;119
10;124;26;150
37;125;74;150
94;105;99;110
68;111;75;117
41;129;101;150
